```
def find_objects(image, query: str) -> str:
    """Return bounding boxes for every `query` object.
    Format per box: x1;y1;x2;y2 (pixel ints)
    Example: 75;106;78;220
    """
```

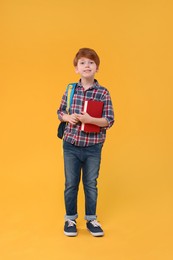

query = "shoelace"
90;220;101;227
67;219;76;227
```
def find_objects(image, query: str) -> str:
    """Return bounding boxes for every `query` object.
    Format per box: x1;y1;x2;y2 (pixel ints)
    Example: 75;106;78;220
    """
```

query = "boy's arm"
76;112;109;127
57;92;79;125
101;90;114;129
77;90;114;128
89;116;109;127
57;91;67;121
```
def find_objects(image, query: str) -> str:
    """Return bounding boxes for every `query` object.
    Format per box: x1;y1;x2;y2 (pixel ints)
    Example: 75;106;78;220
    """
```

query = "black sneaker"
64;219;77;237
86;220;104;237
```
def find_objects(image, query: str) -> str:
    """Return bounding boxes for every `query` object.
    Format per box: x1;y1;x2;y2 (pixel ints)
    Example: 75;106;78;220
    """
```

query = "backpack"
57;83;76;139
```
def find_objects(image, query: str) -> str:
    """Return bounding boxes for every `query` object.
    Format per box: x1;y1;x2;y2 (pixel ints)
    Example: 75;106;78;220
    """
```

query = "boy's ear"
75;66;79;74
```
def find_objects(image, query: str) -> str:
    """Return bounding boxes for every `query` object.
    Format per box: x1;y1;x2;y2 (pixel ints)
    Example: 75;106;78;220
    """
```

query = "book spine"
81;100;88;131
83;100;88;113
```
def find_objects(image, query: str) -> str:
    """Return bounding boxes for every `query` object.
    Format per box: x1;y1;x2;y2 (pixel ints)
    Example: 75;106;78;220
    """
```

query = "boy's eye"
79;60;94;65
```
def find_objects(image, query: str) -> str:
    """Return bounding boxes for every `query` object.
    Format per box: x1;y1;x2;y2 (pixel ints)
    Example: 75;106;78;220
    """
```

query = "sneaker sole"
87;229;104;237
64;231;77;237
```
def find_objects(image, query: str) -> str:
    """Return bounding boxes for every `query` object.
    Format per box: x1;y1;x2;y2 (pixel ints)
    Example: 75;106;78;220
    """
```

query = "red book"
81;100;104;133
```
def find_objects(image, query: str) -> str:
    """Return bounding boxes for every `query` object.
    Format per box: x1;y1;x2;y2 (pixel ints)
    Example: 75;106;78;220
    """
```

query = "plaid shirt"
57;79;114;146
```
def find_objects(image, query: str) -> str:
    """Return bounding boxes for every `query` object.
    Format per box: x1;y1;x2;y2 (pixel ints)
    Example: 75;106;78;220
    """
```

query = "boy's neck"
81;77;95;90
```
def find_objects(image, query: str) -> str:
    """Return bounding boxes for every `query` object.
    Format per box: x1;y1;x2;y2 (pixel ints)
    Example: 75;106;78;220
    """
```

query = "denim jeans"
63;141;103;221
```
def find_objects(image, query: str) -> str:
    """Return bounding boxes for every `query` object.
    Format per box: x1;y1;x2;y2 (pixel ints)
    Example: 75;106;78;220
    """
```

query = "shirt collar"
77;79;99;89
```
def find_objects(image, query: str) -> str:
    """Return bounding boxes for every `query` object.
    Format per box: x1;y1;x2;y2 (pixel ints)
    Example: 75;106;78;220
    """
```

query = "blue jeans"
63;141;103;221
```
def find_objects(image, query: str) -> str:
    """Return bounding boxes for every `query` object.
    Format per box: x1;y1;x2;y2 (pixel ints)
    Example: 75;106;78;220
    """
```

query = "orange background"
0;0;173;259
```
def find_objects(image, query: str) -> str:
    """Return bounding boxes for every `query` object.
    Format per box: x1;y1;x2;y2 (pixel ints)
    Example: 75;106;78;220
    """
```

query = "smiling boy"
57;48;114;237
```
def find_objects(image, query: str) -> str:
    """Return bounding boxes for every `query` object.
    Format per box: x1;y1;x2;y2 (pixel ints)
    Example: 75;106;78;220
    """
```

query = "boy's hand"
76;112;91;124
64;113;79;125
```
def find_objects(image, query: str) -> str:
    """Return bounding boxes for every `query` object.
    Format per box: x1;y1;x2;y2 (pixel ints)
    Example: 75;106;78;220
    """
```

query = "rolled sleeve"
57;92;67;121
102;91;114;129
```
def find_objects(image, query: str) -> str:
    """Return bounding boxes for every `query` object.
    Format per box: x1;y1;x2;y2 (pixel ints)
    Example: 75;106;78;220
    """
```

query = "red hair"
73;48;100;68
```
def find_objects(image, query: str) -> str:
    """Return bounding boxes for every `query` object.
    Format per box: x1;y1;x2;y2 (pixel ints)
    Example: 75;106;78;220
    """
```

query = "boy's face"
75;57;98;79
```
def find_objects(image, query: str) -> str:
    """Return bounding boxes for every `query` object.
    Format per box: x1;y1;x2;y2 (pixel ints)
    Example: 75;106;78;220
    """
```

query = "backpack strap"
66;83;77;113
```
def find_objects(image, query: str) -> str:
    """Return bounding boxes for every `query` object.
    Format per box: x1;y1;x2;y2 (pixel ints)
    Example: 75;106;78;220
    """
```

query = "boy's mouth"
84;70;91;72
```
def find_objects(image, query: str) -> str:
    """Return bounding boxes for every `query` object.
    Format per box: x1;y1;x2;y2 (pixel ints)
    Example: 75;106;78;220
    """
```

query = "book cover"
81;100;104;133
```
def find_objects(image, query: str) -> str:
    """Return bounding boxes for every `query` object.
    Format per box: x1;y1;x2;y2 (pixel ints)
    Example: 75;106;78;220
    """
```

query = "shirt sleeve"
102;90;114;129
57;91;67;121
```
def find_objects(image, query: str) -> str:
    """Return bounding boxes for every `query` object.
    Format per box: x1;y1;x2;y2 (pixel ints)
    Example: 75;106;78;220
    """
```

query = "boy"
57;48;114;237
